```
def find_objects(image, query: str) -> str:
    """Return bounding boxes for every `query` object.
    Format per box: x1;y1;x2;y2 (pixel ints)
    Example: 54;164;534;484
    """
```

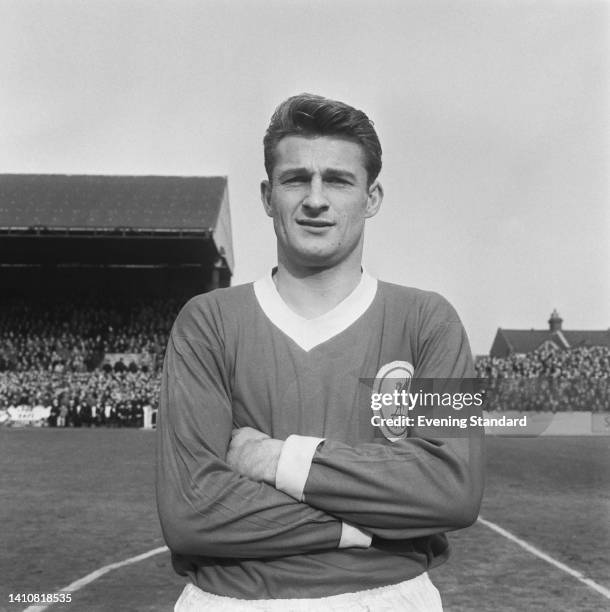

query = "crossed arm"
156;300;484;560
228;420;483;542
156;330;371;560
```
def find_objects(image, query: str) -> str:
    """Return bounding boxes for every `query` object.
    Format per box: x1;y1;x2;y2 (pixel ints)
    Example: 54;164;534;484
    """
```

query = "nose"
302;177;329;213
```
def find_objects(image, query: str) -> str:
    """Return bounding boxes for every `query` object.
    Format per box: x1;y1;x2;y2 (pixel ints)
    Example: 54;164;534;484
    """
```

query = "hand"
226;426;283;485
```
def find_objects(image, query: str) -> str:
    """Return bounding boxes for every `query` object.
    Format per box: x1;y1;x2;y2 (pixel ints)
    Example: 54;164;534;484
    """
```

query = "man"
156;93;484;611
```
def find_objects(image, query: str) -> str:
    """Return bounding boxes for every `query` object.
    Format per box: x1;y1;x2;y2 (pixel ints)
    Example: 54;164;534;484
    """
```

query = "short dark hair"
263;93;382;185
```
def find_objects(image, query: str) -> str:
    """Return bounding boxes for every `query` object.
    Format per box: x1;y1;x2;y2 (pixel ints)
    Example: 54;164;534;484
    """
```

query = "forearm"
271;313;484;538
156;425;376;557
274;431;484;539
157;325;370;558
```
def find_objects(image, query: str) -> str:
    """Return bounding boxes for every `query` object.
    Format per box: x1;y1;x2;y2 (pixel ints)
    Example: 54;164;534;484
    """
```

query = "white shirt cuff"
339;522;372;549
275;434;324;501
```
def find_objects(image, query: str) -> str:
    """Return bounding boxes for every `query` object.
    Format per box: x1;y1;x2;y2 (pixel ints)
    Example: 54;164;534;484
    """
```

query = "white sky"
1;0;608;355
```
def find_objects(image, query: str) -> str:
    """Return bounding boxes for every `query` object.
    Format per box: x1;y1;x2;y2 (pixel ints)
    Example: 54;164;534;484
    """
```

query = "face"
261;135;383;270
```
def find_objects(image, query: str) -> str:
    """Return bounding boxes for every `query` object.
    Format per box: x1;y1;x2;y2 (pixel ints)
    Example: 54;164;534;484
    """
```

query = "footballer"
156;93;484;611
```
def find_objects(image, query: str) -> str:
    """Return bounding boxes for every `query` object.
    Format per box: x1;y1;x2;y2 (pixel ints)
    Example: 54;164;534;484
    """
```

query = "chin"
285;240;332;260
281;237;360;270
292;250;345;269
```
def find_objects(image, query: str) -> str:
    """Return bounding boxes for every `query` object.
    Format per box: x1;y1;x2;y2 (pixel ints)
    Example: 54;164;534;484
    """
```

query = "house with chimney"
489;310;610;358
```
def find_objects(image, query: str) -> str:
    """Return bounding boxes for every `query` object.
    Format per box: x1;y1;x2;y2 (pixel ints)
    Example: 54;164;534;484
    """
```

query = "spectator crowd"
0;297;178;373
1;296;609;426
475;346;610;412
0;297;181;427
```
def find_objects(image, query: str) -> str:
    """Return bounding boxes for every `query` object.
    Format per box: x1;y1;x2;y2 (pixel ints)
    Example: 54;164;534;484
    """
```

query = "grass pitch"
1;430;608;612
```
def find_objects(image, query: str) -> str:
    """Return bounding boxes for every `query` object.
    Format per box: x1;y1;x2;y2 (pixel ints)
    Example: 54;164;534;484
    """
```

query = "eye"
283;176;307;184
326;177;350;185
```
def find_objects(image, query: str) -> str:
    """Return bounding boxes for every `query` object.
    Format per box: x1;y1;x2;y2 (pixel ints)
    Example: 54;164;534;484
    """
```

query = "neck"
273;255;363;319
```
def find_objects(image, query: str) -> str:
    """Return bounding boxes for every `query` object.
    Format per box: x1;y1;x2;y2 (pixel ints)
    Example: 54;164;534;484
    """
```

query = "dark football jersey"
156;271;484;598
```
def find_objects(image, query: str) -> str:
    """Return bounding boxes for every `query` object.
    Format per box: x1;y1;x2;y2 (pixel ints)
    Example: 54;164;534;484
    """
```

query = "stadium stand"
0;174;233;427
475;347;610;412
482;311;610;413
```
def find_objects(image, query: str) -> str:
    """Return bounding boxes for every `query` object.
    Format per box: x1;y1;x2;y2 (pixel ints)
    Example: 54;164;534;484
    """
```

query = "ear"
364;180;383;218
260;180;274;217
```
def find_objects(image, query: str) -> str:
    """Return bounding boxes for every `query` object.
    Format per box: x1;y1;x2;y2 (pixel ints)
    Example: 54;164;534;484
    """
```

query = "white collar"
253;269;378;352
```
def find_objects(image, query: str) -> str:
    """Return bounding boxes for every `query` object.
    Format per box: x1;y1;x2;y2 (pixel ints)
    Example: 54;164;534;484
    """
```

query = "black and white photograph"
1;1;608;611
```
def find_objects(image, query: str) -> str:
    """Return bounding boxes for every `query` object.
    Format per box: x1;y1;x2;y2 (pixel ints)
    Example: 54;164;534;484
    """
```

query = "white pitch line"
478;516;610;600
23;545;169;612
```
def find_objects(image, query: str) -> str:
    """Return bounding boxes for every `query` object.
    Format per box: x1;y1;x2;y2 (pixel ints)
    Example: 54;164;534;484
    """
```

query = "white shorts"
174;572;443;612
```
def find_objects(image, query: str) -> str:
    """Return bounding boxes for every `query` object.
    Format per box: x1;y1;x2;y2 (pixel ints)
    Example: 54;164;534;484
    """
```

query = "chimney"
548;309;563;332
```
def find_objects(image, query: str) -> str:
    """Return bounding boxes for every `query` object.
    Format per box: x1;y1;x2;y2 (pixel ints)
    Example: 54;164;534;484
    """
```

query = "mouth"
296;219;335;228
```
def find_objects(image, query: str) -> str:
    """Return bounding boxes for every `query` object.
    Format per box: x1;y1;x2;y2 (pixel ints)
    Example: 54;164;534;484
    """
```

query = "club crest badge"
371;360;414;441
